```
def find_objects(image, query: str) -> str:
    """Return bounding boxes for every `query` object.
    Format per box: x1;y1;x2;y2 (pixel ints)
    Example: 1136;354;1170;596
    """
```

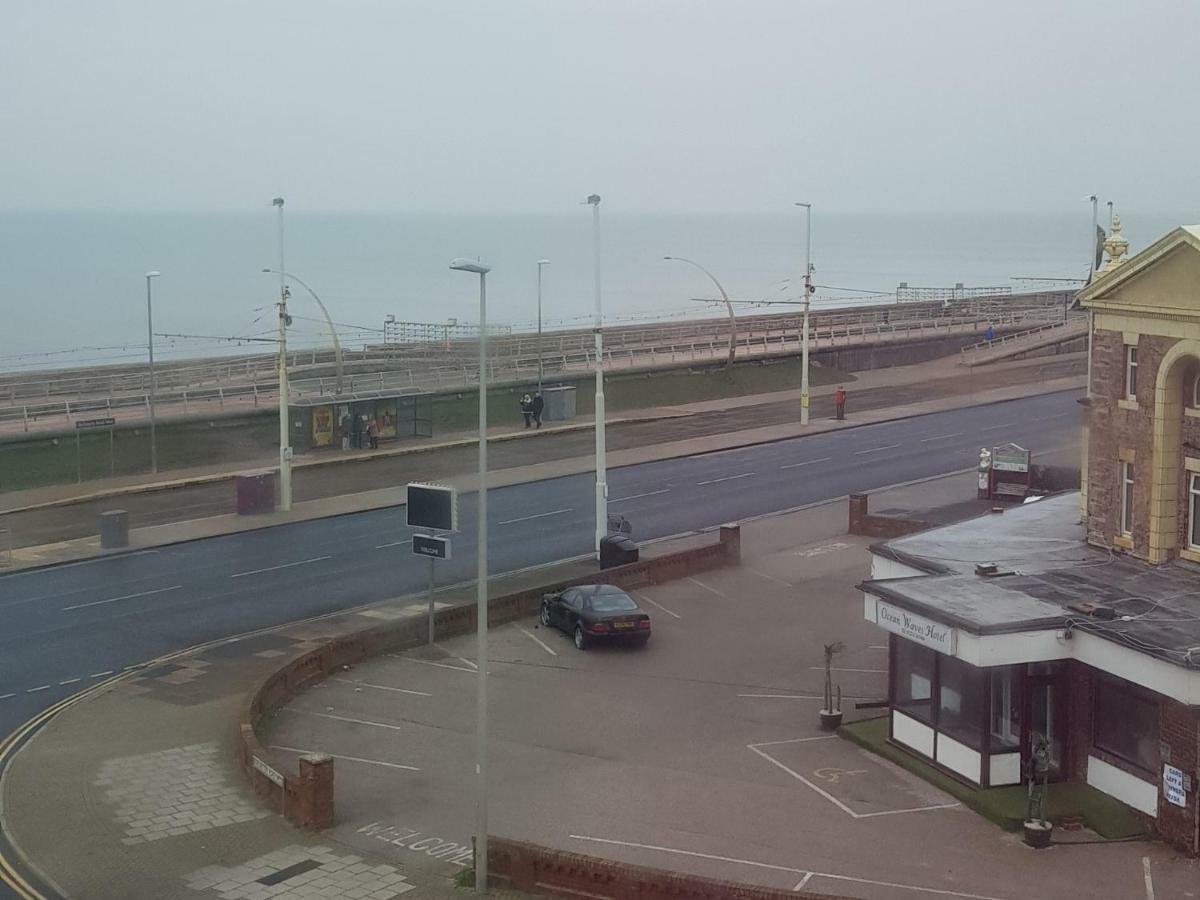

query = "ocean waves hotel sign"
876;601;956;654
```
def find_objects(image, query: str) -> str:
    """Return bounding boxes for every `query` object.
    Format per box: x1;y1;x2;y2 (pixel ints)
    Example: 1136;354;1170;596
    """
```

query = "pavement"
0;352;1085;559
10;466;1200;900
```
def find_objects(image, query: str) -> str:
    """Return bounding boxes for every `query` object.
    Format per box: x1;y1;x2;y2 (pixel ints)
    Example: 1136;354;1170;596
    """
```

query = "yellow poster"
312;405;334;447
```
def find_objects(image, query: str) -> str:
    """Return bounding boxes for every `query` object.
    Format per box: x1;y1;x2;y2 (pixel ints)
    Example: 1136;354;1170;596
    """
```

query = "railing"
959;316;1086;360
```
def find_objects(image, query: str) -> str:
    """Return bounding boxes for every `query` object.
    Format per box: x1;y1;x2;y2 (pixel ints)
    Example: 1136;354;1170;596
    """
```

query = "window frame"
1120;460;1134;537
1190;472;1200;551
1124;344;1138;400
1192;372;1200;410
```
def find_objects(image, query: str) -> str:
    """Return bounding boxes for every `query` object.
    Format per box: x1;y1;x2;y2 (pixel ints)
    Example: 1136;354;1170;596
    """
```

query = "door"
1024;663;1067;779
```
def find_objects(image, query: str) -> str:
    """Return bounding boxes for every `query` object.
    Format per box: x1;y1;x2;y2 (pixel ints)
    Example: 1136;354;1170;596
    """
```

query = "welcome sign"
876;601;956;655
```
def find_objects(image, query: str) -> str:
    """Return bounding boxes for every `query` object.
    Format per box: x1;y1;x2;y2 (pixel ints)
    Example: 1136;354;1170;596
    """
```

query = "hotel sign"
876;601;956;655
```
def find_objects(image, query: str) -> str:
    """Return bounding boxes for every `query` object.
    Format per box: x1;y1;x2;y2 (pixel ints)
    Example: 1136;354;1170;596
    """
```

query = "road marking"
58;678;81;686
793;872;814;892
750;735;838;747
920;432;962;442
780;457;831;470
809;666;886;674
332;677;431;697
497;508;572;525
90;670;114;678
855;443;902;455
631;591;681;619
454;654;480;670
746;567;793;588
375;539;413;549
610;489;670;503
568;836;1007;900
394;656;477;674
230;556;332;578
981;422;1017;432
1143;857;1154;900
737;694;824;700
271;745;420;772
869;645;888;650
62;584;182;611
519;627;559;657
0;694;14;701
25;685;49;694
796;541;849;558
286;709;406;731
687;576;724;598
0;548;158;578
697;472;755;486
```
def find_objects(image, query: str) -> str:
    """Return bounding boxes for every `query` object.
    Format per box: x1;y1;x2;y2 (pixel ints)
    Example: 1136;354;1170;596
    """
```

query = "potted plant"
819;641;845;731
1022;734;1054;848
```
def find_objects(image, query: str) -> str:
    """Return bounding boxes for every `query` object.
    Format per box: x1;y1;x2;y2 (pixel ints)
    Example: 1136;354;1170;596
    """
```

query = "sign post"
412;534;451;645
407;483;457;647
75;417;117;484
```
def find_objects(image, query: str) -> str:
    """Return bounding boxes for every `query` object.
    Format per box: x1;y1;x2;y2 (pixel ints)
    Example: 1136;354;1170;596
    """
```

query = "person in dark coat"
532;391;545;428
520;394;534;428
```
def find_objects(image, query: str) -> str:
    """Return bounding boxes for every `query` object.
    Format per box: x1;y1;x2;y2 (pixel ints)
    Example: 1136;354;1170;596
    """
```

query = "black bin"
599;535;639;570
235;469;276;515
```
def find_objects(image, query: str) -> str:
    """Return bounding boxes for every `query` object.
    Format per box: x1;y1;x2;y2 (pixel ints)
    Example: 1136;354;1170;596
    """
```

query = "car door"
551;589;576;630
561;589;583;631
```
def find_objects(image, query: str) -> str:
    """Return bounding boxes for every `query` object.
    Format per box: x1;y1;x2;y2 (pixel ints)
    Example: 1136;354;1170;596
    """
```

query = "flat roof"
863;494;1200;669
289;388;427;408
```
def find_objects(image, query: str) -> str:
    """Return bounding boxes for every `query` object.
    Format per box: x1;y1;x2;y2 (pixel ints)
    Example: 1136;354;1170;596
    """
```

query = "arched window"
1192;371;1200;410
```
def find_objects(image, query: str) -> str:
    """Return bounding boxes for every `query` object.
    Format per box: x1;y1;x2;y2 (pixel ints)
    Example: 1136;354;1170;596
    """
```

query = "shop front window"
1093;677;1158;773
989;667;1020;752
892;638;935;724
938;654;985;749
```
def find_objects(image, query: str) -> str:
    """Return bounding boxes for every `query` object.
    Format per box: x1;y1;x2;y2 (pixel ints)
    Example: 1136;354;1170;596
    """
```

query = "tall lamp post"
449;257;491;894
795;202;814;425
262;268;345;394
586;194;607;557
1087;194;1099;277
663;256;738;368
273;197;293;512
145;271;161;474
536;259;549;394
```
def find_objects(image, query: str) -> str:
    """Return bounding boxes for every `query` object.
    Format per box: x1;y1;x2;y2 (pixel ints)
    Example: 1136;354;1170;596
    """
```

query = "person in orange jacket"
834;386;847;420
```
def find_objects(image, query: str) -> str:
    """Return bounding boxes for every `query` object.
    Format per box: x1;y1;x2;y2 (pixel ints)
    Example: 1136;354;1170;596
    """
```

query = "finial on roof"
1102;213;1129;272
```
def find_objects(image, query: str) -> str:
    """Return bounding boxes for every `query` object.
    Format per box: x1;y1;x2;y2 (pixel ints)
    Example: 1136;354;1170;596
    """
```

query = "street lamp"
273;197;293;512
262;268;344;395
663;256;738;368
449;256;491;895
1085;194;1099;277
586;194;607;557
536;259;549;394
144;271;161;474
795;202;814;425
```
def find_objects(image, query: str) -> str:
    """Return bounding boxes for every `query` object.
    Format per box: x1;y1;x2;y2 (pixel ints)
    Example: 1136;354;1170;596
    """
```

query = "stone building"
858;219;1200;853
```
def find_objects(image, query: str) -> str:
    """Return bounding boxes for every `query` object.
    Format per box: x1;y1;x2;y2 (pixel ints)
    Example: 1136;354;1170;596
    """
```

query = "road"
0;390;1081;741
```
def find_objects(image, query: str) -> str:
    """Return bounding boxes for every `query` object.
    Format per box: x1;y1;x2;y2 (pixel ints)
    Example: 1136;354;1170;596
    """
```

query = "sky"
2;0;1198;215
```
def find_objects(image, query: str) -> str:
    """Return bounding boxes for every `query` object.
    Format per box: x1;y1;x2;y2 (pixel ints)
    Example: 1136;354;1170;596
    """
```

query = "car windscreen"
588;591;637;612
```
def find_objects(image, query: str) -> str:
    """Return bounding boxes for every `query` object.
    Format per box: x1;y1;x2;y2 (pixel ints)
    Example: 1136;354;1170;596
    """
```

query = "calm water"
0;209;1189;373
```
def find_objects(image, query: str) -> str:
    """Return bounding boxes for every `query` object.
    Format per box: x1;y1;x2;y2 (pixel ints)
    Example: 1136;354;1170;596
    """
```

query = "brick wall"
488;838;856;900
847;493;928;538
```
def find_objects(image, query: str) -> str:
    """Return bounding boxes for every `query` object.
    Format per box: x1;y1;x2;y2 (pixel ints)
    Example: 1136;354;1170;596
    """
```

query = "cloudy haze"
2;0;1197;215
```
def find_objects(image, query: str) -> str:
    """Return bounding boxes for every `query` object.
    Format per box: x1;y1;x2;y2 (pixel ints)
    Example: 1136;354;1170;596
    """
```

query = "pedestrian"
834;386;847;420
520;394;533;428
367;417;379;450
984;322;995;343
532;391;545;429
340;411;351;451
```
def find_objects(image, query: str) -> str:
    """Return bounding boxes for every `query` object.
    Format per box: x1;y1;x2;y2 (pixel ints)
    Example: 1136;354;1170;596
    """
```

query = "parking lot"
265;485;1193;900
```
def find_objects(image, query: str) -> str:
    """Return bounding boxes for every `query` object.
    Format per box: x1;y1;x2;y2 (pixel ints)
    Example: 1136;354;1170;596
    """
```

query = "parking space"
266;508;1180;900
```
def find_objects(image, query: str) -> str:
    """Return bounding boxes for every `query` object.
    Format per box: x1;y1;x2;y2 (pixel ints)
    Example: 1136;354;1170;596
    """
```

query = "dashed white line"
0;693;15;701
62;584;182;611
231;556;332;578
631;591;681;619
286;709;406;731
58;678;81;686
981;422;1017;432
780;457;831;470
26;685;49;693
497;508;572;526
332;677;431;697
375;539;413;549
393;656;477;674
747;567;793;588
697;472;756;486
737;694;824;700
920;432;962;443
610;489;670;503
793;872;815;892
271;745;420;772
686;576;725;598
519;627;559;657
809;666;887;674
855;443;902;455
90;670;114;678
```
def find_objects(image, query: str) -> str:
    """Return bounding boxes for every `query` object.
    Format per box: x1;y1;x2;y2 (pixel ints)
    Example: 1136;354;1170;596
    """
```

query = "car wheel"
574;625;588;650
539;604;552;628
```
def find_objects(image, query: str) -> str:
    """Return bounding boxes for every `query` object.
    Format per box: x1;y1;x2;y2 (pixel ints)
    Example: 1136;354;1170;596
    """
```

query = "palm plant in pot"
819;641;845;731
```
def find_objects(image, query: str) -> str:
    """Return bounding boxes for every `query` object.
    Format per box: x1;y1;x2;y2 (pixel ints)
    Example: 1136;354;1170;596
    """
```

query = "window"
937;654;985;749
563;590;583;610
1193;372;1200;409
588;588;637;612
1125;345;1138;399
989;667;1020;751
892;638;935;724
1120;461;1135;536
1190;473;1200;550
1093;677;1158;773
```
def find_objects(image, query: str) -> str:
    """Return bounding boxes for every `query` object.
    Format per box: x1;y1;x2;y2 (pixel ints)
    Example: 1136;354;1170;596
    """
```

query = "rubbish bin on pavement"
100;510;129;549
599;535;639;569
235;469;277;515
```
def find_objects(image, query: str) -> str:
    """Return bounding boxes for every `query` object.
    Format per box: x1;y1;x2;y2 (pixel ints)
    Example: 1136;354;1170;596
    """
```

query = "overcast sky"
3;0;1197;215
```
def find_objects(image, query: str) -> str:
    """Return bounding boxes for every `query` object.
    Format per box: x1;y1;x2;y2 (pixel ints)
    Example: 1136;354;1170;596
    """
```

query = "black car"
539;584;651;649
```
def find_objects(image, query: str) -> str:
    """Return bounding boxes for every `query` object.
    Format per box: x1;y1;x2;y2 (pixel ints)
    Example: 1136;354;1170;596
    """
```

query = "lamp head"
795;201;811;209
145;271;161;279
537;258;550;266
586;194;601;206
449;258;490;275
272;197;285;208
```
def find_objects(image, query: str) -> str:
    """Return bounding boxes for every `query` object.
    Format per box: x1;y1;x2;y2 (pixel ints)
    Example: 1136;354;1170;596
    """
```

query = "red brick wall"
489;838;856;900
848;493;928;538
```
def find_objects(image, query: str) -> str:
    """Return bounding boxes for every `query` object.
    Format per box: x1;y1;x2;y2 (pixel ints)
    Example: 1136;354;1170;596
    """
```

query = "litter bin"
541;385;577;422
235;469;276;515
599;535;639;569
99;509;129;549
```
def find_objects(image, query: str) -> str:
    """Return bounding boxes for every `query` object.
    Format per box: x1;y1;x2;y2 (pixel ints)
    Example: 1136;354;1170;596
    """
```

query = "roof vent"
975;563;999;576
1067;600;1116;620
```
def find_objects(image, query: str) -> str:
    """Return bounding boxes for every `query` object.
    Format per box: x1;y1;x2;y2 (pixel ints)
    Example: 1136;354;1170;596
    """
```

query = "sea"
0;209;1191;375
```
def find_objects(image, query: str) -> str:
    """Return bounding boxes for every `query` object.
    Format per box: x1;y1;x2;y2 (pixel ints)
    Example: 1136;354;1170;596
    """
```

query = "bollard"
99;510;130;549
